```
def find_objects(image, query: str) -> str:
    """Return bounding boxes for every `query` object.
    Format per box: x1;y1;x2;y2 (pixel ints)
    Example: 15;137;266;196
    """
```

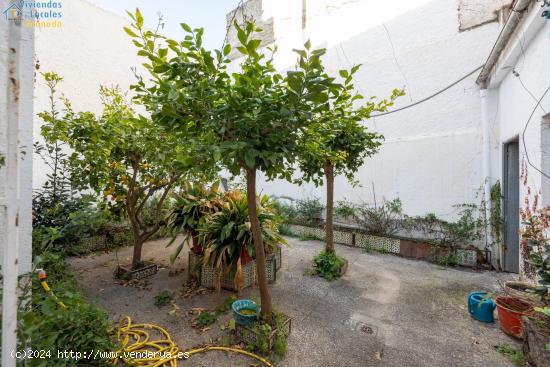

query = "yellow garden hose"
37;271;275;367
114;316;275;367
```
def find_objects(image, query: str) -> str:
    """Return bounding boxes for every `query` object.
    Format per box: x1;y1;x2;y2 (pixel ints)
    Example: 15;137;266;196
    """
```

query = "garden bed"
234;313;292;352
286;223;481;267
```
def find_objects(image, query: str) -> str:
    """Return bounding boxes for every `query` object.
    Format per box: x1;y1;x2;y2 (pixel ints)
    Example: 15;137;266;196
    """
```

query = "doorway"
503;140;520;273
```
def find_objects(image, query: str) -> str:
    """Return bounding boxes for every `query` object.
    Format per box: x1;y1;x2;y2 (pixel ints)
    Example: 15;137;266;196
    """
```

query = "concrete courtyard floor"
70;236;521;367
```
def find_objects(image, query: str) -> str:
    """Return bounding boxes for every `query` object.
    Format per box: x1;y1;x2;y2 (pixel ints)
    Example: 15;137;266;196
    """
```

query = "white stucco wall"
478;2;550;273
482;3;550;206
232;0;504;221
33;0;143;189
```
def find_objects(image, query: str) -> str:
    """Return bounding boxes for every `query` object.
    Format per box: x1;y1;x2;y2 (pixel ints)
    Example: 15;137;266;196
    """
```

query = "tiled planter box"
235;313;292;351
456;249;477;267
189;250;280;291
355;233;400;254
114;262;158;280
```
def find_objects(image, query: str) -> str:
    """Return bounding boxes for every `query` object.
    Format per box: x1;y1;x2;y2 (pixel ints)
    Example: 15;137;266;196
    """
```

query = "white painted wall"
233;0;503;221
33;0;143;189
484;3;550;275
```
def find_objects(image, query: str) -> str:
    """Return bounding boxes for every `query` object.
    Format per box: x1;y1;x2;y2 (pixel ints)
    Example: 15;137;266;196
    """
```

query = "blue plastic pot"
468;291;496;323
232;299;259;326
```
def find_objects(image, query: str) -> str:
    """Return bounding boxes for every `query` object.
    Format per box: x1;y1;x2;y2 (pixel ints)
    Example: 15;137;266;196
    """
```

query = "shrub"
354;198;402;236
295;197;325;225
311;250;346;281
334;200;356;220
271;199;298;223
17;252;115;366
403;204;484;248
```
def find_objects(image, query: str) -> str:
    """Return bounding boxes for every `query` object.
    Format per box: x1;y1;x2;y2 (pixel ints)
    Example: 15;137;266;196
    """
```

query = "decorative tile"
457;249;477;267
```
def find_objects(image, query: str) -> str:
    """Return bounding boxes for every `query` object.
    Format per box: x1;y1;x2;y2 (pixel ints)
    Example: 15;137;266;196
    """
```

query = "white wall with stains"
33;0;143;189
228;0;506;220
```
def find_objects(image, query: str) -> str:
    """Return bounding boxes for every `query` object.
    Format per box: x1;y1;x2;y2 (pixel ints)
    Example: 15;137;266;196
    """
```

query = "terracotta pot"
190;232;202;254
240;248;253;265
495;296;533;338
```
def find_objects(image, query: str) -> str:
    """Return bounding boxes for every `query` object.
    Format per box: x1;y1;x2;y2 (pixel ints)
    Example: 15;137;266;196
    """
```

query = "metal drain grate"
360;324;374;334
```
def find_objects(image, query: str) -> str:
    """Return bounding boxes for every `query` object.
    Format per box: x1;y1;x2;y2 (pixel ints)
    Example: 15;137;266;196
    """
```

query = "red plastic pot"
495;296;533;338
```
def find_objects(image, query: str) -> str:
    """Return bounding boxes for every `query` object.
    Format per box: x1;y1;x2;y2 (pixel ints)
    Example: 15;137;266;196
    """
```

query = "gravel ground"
69;236;521;367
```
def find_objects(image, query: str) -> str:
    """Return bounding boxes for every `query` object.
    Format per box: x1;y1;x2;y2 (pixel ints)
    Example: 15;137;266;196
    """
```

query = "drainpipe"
480;88;493;256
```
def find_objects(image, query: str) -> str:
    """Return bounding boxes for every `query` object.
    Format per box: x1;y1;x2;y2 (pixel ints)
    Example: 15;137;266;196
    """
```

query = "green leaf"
339;70;349;78
180;23;192;32
244;149;257;168
135;8;144;28
223;44;231;56
123;27;138;38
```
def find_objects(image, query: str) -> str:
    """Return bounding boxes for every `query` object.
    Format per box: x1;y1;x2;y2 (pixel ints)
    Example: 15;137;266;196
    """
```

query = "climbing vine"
490;181;503;246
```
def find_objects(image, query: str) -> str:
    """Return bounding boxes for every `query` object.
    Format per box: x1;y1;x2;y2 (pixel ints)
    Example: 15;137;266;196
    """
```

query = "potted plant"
495;295;534;338
518;200;550;304
198;190;286;292
167;181;224;258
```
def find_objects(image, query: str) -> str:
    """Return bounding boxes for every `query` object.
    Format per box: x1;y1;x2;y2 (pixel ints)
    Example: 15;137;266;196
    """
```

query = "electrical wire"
521;84;550;180
371;65;484;117
382;23;413;102
222;0;245;49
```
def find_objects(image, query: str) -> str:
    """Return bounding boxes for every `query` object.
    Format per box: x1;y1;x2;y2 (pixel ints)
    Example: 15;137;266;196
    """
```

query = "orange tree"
298;64;403;256
40;73;213;269
127;11;329;316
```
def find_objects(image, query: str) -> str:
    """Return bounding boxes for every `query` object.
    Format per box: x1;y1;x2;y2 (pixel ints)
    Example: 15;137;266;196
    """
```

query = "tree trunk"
132;235;144;268
325;160;335;254
245;167;273;317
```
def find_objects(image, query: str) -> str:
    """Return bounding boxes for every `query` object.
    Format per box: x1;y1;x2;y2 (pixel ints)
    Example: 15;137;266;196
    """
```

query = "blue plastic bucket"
232;299;259;326
468;291;496;323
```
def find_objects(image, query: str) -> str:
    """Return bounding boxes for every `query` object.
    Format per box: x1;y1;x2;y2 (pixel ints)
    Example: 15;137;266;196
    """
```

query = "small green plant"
354;198;402;236
295;197;325;225
278;223;294;236
154;291;173;308
195;311;217;327
271;199;298;223
299;233;324;241
496;344;524;366
246;322;272;354
334;200;356;219
490;181;503;245
273;313;287;358
18;251;115;366
311;250;346;281
243;312;288;358
439;252;459;267
215;296;237;316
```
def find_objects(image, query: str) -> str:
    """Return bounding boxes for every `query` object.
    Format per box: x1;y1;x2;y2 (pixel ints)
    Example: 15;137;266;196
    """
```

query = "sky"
87;0;240;50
